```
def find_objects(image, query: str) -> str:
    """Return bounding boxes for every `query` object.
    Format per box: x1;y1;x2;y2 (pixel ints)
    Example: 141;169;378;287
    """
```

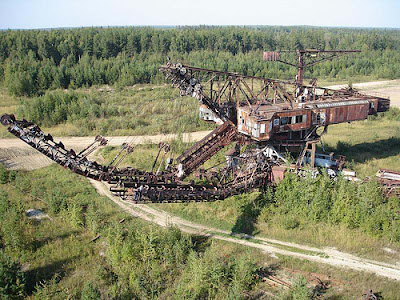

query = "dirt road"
0;130;211;170
91;179;400;281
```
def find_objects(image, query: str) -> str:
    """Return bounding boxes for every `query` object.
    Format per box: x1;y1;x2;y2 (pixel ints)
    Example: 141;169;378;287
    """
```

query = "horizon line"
1;24;400;31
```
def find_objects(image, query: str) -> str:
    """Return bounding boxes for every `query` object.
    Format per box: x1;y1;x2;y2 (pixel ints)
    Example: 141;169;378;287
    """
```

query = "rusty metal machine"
1;50;395;202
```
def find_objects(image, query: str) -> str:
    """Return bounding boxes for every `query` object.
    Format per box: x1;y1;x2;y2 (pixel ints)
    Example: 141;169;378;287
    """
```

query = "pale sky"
0;0;399;29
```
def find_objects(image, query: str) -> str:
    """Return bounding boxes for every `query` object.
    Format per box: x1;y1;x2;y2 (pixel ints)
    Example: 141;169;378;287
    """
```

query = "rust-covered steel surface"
176;122;237;179
376;169;400;197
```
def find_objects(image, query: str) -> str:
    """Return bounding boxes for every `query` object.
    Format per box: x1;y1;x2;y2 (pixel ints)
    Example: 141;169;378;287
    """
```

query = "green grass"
321;114;400;177
2;81;400;297
154;194;400;264
0;165;127;297
276;255;400;300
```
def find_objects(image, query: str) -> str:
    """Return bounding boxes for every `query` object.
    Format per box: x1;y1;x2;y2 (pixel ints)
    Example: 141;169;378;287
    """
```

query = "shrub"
279;276;313;300
0;165;16;184
0;208;28;252
260;172;400;243
0;191;9;216
0;251;26;299
81;281;101;300
18;91;116;127
385;107;400;121
281;215;300;230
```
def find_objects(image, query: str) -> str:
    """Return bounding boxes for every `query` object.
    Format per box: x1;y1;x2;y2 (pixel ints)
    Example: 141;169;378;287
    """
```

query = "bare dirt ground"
91;179;400;281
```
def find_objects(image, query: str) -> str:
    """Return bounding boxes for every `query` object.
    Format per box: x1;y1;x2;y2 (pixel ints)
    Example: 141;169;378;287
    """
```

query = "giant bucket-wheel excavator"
1;49;399;202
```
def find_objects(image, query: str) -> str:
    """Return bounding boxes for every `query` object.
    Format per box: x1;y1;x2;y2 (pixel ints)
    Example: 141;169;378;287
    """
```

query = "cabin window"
273;119;279;126
314;112;326;124
280;117;289;125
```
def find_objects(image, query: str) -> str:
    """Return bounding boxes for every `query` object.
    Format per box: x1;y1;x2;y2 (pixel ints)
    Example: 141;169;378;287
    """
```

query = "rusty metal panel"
321;103;369;125
263;51;280;61
271;165;286;183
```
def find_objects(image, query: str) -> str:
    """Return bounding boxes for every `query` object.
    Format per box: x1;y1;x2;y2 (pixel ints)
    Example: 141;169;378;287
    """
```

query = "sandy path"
0;130;211;170
91;179;400;281
327;80;395;90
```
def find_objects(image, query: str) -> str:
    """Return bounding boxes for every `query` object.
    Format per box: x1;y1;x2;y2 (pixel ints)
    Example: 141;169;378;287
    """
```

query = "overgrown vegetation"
322;107;400;177
157;172;400;259
95;109;400;250
0;252;26;299
1;26;400;96
0;164;265;298
262;173;400;241
2;164;399;298
1;26;400;138
11;86;215;136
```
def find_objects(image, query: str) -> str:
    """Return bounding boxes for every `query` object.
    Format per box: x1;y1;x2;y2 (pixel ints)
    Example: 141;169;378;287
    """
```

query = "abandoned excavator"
1;49;398;202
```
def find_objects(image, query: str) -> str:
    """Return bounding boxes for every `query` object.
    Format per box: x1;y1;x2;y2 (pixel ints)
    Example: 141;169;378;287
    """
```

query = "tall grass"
15;86;215;137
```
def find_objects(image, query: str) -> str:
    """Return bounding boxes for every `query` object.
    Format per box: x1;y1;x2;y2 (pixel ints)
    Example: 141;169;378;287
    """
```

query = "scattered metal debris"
262;275;291;289
363;289;380;300
25;209;51;220
376;169;400;197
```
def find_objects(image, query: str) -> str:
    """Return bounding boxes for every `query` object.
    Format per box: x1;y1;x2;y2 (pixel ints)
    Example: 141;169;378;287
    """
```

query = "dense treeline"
1;26;400;96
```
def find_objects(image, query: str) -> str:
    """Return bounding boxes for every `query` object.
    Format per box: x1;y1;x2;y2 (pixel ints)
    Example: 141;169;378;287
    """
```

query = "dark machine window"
296;115;304;123
280;117;289;125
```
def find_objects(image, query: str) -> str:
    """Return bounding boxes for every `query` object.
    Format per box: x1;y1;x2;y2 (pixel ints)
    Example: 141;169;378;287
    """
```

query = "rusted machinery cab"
237;96;390;143
238;104;312;141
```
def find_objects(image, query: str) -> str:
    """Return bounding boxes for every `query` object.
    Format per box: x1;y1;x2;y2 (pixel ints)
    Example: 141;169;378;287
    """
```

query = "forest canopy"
1;26;400;96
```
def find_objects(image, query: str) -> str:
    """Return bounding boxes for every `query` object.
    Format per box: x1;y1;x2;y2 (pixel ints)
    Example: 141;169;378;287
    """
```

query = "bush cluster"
260;172;400;242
